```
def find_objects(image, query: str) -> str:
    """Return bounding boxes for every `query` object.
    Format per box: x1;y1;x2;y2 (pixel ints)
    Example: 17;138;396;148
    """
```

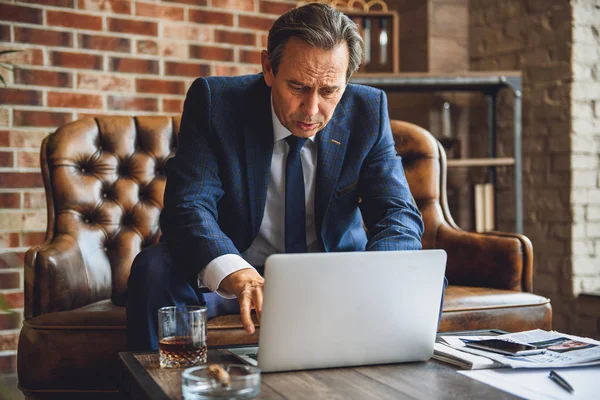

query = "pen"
548;370;574;393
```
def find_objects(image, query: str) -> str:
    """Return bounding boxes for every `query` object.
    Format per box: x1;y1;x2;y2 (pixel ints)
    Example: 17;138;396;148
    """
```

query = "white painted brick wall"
587;222;600;237
572;154;598;169
572;239;596;256
588;206;600;220
573;276;600;294
570;0;600;333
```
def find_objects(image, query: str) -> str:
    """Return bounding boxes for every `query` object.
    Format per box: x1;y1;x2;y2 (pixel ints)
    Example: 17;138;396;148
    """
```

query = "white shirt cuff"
198;254;256;299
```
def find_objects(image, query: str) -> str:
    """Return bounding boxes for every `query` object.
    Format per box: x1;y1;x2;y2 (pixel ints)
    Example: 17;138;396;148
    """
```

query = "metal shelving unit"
350;72;523;234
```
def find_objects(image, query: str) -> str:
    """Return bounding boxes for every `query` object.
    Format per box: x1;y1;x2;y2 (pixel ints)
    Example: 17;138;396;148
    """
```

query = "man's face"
261;37;349;138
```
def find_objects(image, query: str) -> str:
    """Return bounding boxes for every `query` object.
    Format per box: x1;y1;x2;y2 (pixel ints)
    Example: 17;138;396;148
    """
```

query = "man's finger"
253;286;263;322
238;294;255;334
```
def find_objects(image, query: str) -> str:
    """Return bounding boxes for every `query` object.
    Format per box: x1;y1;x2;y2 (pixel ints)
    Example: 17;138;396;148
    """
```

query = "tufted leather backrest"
390;120;451;250
42;116;180;306
34;116;451;311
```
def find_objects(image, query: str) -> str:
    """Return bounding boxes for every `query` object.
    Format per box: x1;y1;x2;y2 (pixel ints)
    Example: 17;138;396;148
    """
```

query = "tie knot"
285;135;307;154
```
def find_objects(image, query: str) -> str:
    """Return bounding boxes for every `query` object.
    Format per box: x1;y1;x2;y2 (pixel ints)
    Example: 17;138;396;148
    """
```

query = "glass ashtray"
182;364;261;399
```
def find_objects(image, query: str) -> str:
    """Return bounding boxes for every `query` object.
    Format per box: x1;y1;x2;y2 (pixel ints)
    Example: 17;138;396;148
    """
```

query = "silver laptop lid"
257;249;447;372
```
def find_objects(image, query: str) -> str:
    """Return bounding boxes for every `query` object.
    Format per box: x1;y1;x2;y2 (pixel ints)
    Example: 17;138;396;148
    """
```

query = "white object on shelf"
484;183;495;232
442;102;451;138
363;18;371;65
379;18;388;65
475;183;494;232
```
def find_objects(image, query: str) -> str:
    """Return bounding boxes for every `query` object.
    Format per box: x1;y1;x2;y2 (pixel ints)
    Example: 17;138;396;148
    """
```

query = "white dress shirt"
198;99;320;298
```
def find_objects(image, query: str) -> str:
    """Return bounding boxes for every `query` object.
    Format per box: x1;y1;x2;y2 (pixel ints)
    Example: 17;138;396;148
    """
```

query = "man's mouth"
296;121;319;131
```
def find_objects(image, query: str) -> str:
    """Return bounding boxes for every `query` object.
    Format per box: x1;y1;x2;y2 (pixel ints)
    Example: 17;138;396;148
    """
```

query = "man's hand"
218;268;264;334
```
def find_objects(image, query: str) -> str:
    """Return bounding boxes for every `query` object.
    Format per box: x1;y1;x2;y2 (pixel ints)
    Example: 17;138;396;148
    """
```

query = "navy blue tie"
285;135;308;253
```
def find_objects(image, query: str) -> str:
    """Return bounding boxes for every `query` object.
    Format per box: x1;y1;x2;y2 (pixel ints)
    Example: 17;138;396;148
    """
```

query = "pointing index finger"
238;294;255;334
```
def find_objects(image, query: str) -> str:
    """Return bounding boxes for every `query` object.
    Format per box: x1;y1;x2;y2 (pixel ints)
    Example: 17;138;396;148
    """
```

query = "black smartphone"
464;339;546;356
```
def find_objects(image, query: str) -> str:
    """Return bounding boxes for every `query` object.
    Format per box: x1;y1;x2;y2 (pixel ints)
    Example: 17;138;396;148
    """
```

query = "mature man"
126;3;424;351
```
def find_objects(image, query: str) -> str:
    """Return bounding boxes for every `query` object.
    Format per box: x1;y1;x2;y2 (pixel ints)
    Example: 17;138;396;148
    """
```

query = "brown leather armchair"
391;120;550;332
18;116;551;398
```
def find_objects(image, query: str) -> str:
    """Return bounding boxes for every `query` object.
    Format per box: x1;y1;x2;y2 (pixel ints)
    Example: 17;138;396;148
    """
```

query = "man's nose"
301;92;319;118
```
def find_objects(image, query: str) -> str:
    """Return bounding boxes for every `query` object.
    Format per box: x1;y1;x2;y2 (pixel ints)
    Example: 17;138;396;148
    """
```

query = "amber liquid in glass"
158;336;207;368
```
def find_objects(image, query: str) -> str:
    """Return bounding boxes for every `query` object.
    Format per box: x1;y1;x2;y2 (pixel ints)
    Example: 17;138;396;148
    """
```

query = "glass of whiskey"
158;305;207;369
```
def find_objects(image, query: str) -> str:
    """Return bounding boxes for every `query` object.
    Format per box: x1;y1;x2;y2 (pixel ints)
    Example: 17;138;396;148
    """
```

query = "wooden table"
119;350;518;399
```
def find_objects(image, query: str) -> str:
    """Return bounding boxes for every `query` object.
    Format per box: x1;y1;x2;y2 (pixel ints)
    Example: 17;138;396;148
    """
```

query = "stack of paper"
433;342;502;370
435;329;600;369
434;329;600;399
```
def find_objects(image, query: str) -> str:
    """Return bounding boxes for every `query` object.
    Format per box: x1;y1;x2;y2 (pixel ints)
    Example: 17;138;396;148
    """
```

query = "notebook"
228;249;447;372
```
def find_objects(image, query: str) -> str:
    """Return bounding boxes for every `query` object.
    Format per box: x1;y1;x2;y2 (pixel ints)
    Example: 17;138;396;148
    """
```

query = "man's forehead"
277;38;348;81
286;76;343;88
280;59;347;87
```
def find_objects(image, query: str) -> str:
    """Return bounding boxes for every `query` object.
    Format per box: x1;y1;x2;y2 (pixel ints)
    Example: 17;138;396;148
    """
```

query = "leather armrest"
436;223;533;292
24;234;92;318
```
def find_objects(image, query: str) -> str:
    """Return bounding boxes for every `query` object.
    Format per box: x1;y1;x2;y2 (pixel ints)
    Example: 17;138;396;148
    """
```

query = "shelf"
350;72;522;93
349;71;524;233
447;158;515;168
346;11;399;73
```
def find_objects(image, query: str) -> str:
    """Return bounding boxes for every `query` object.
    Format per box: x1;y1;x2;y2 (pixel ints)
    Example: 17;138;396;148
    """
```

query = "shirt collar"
271;95;316;144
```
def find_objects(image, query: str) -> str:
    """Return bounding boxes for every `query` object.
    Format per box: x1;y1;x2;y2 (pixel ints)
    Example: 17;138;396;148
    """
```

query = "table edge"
120;352;171;400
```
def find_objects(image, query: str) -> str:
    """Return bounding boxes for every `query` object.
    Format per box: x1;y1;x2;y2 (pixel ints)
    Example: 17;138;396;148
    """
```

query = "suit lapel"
243;78;273;239
315;109;350;241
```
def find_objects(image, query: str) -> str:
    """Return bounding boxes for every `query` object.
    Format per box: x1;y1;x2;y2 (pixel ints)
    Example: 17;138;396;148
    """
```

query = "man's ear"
261;50;274;87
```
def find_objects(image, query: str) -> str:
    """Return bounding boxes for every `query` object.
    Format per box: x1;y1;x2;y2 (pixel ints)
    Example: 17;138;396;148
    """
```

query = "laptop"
228;249;447;372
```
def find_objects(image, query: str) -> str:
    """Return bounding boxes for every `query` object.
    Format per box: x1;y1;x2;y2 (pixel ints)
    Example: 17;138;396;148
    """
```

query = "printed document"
439;329;600;369
459;367;600;400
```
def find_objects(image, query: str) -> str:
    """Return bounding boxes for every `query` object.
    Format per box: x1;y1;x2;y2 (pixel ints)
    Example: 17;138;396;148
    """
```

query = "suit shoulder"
344;83;384;104
198;74;262;95
337;83;385;121
186;74;263;118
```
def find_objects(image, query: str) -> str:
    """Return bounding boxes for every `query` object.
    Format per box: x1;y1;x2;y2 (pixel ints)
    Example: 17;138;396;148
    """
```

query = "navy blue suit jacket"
160;74;424;277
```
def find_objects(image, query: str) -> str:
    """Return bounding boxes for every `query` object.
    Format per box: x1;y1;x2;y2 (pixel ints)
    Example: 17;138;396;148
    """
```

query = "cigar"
207;364;231;385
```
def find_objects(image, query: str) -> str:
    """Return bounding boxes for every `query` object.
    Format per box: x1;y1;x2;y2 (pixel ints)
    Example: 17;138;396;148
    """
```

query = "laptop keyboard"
221;347;259;366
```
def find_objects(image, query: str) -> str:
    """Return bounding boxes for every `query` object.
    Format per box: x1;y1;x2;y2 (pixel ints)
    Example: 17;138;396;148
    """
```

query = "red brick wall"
0;0;296;375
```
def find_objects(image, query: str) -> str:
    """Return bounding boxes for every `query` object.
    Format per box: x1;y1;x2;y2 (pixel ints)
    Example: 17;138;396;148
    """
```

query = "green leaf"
0;50;22;57
0;49;23;87
0;294;11;311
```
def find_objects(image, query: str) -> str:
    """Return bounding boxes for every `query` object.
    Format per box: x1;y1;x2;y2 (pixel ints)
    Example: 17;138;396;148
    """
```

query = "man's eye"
290;85;304;92
321;89;336;97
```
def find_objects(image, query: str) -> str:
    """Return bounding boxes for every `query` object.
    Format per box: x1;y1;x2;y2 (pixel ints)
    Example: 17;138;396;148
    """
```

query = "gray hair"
267;3;363;82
